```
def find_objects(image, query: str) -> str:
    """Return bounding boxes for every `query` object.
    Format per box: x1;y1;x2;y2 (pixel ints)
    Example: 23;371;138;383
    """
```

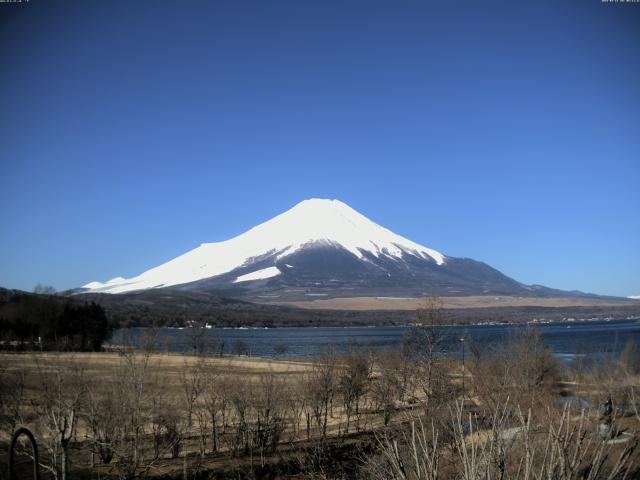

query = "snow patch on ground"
233;266;281;283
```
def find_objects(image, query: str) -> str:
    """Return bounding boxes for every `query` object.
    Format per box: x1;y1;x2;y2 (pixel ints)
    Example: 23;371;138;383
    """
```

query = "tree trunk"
61;442;69;480
211;417;218;453
183;448;189;480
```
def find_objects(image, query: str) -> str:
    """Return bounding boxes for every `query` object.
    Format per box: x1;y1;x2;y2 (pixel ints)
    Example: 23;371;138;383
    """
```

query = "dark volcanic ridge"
70;288;640;328
3;287;639;329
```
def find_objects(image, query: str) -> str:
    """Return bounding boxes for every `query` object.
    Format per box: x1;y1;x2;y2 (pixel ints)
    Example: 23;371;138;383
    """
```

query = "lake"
110;318;640;362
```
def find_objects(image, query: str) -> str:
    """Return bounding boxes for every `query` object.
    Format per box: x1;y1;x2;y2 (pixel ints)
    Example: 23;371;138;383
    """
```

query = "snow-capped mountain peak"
82;198;446;294
233;198;445;264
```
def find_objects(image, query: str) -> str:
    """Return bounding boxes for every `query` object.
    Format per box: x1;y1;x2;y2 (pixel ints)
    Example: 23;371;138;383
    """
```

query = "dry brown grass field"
277;295;639;311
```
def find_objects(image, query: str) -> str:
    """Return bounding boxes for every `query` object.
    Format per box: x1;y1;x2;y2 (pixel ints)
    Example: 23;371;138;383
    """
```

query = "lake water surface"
111;318;640;361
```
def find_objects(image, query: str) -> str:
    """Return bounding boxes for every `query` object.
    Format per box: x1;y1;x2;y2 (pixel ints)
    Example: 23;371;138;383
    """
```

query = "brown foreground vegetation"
1;324;639;480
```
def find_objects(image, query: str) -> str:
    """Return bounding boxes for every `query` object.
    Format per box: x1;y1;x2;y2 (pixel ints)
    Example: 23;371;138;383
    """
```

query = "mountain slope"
81;198;579;301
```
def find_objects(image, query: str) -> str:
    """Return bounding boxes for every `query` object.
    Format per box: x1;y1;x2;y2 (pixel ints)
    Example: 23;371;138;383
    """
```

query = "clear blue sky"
1;1;638;296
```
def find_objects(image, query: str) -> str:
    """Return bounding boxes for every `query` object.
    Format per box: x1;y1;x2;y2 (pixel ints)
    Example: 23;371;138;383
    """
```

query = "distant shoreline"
119;315;640;331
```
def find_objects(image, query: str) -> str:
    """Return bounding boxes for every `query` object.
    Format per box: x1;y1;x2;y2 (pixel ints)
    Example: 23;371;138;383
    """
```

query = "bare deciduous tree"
371;399;639;480
203;368;230;454
33;284;57;295
84;378;120;465
106;349;177;480
407;296;453;410
33;359;84;480
0;365;25;439
468;326;559;416
306;348;338;439
371;355;403;426
338;351;370;433
371;417;439;480
253;373;287;466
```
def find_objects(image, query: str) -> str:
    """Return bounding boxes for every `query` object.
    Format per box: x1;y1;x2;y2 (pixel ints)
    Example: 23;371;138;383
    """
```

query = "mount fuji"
81;199;572;301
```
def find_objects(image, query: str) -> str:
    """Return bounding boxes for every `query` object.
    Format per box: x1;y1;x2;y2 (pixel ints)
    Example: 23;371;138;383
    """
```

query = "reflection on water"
110;319;640;360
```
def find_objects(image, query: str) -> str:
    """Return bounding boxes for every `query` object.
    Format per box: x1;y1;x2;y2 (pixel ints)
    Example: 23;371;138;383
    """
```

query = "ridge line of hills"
2;287;639;330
